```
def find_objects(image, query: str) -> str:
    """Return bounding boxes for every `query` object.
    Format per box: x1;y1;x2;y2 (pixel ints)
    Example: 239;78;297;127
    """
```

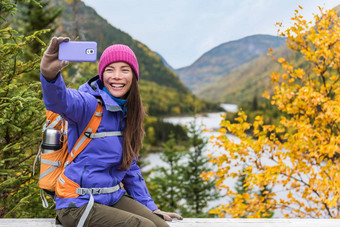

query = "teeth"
111;84;124;88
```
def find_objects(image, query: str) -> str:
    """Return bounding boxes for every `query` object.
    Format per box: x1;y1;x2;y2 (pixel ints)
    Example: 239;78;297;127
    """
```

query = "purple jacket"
40;73;157;211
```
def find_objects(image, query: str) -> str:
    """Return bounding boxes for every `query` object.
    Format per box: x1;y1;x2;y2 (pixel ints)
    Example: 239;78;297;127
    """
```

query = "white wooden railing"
1;218;340;227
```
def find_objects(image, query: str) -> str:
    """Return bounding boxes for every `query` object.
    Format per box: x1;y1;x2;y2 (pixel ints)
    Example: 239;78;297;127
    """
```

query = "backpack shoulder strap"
65;101;103;167
43;111;63;132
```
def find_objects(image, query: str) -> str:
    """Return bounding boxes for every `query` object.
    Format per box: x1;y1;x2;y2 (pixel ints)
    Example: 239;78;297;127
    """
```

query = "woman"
40;37;182;227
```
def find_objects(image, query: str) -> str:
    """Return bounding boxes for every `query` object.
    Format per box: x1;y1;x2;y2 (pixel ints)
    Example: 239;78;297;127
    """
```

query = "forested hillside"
199;46;296;104
179;6;340;105
175;34;286;93
0;0;221;218
51;0;221;115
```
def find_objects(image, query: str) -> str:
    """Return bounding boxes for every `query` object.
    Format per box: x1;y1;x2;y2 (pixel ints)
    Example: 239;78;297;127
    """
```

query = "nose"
112;71;122;80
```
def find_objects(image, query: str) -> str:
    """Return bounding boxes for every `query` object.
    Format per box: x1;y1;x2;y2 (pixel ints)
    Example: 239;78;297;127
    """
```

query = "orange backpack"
34;101;105;208
34;101;124;227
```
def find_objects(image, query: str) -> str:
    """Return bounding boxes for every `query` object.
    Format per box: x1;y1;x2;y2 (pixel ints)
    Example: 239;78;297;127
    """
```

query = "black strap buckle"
84;132;92;138
91;188;102;195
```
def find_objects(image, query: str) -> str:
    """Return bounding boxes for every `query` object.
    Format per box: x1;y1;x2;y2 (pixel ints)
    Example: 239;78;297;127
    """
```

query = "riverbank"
142;104;240;213
157;103;238;119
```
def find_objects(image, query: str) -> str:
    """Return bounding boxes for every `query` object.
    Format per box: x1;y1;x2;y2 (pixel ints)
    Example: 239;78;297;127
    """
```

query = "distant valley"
174;34;287;104
170;5;340;105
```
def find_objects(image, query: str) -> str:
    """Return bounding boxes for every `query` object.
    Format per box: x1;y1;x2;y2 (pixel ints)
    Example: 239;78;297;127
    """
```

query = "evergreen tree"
231;168;274;218
180;120;220;217
232;169;251;218
13;0;62;81
17;0;62;56
252;95;258;111
0;0;54;218
144;119;189;147
258;185;274;218
147;134;186;212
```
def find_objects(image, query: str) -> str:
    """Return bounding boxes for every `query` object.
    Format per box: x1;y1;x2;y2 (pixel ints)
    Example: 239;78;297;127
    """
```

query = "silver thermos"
41;129;63;154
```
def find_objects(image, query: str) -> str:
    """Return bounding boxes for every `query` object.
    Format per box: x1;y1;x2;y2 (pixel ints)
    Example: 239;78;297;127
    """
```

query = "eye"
105;68;113;72
122;68;130;73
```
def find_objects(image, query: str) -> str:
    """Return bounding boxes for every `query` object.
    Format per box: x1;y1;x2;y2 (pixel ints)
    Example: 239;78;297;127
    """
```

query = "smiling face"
102;62;133;99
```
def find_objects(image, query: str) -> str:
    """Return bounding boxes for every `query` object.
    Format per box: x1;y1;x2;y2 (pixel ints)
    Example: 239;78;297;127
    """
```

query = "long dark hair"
121;75;145;170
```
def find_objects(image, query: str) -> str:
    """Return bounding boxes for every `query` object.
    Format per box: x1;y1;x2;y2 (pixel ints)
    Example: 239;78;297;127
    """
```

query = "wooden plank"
1;218;340;227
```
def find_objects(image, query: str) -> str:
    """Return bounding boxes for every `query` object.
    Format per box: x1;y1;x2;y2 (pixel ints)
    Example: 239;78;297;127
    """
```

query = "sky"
82;0;340;69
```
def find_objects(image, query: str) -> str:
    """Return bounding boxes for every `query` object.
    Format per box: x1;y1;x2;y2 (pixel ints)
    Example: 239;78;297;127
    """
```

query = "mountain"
175;34;286;93
335;4;340;13
50;0;221;115
185;4;340;105
154;52;174;71
199;46;296;104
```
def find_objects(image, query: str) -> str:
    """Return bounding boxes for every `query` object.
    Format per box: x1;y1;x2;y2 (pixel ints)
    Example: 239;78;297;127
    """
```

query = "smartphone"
59;41;97;62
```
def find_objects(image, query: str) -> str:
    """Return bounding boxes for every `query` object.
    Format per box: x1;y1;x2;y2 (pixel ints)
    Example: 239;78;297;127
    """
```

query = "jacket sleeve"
122;159;158;211
40;72;96;126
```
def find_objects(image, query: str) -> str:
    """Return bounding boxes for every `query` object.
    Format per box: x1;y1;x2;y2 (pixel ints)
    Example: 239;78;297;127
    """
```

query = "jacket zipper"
80;165;88;186
119;114;126;131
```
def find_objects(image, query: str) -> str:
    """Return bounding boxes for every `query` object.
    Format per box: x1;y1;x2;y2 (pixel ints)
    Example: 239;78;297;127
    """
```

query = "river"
142;104;239;212
142;104;295;218
142;103;239;172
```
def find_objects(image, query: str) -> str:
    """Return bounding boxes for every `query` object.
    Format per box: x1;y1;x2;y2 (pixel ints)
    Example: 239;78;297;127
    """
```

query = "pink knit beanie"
98;44;139;81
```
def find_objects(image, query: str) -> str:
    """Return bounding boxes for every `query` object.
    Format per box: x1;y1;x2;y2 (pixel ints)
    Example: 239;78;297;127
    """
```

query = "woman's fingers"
153;209;183;221
46;37;70;54
168;212;183;220
163;213;172;221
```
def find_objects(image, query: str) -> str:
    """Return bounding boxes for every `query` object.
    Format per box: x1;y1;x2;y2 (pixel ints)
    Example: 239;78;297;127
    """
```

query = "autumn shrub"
202;6;340;218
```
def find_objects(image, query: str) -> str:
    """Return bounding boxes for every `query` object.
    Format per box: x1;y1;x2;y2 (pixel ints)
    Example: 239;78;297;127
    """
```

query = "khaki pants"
56;195;169;227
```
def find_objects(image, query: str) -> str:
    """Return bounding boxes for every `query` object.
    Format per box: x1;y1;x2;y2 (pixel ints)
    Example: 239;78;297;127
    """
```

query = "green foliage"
148;121;220;217
0;0;56;218
179;120;220;217
51;0;222;116
140;80;222;116
52;0;188;91
0;1;17;23
0;0;223;219
258;185;274;218
232;169;274;218
144;117;188;147
198;43;312;105
147;134;186;212
177;34;286;93
14;0;63;81
232;170;250;218
17;0;62;55
71;65;222;116
138;117;188;168
225;96;282;136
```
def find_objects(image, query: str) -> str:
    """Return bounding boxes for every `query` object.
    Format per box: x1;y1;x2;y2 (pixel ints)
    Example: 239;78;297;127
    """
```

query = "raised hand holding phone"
40;37;70;81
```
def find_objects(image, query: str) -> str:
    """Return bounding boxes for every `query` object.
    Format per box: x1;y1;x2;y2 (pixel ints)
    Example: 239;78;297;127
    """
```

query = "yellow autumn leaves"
202;6;340;218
